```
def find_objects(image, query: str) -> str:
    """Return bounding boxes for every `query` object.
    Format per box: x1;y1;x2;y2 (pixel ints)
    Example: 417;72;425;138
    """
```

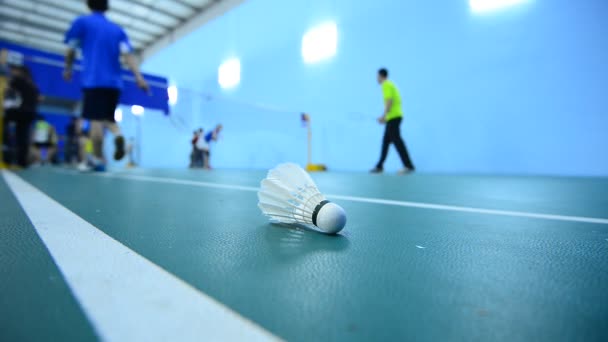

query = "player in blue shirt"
63;0;149;171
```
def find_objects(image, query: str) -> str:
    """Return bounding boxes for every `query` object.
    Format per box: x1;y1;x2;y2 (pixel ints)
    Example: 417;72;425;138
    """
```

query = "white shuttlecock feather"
258;163;347;234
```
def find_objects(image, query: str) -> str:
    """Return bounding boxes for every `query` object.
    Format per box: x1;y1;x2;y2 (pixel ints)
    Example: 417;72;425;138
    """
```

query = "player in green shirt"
371;68;415;174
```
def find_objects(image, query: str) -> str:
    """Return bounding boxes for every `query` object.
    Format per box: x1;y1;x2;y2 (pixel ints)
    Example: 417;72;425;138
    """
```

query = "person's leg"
15;120;31;168
2;117;12;164
105;89;124;161
1;118;8;165
47;145;57;164
374;125;392;170
194;149;202;168
40;146;47;164
105;121;125;161
31;145;42;164
68;141;78;164
191;148;198;167
203;151;210;169
76;136;93;171
388;118;415;170
81;88;123;164
195;149;203;168
89;120;104;161
78;136;87;163
81;89;105;163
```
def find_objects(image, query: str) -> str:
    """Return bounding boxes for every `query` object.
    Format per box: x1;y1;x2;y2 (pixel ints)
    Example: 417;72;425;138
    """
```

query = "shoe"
397;168;415;175
77;162;92;172
370;167;383;174
114;136;126;161
93;164;106;172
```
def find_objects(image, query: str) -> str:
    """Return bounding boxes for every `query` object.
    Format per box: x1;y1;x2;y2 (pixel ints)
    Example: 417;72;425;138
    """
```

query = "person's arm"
378;83;393;124
378;99;393;123
378;98;392;124
119;28;149;92
124;53;149;92
63;18;83;82
63;49;76;81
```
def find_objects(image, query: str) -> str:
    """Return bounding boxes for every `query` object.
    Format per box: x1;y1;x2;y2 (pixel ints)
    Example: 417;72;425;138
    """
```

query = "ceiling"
0;0;243;60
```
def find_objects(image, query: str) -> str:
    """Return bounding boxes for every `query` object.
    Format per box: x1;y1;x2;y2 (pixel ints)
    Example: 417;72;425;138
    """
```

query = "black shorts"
82;88;121;122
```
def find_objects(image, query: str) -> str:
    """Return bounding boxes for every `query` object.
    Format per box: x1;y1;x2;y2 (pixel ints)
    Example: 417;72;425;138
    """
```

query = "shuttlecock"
258;163;347;234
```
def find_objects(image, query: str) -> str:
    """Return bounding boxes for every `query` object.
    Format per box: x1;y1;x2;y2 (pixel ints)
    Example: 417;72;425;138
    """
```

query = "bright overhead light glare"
218;58;241;89
114;108;123;122
469;0;529;13
167;85;178;106
131;105;144;116
302;22;338;64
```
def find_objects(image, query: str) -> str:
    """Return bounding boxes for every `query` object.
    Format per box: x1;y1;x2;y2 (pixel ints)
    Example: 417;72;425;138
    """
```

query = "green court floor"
2;168;608;341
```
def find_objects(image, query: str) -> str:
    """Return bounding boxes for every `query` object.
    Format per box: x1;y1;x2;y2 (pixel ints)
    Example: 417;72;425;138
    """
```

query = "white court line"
327;194;608;225
88;171;608;225
2;171;280;342
96;172;260;192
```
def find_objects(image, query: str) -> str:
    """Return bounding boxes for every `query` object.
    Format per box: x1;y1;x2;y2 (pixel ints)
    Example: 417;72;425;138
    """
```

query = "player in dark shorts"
63;0;149;171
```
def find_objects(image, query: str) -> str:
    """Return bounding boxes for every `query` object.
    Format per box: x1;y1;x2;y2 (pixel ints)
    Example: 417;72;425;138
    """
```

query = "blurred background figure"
190;128;203;168
63;0;149;171
30;115;58;165
202;124;222;170
2;64;40;168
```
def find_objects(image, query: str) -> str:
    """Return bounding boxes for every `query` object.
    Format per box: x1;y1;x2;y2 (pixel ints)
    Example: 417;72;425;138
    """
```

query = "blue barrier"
0;40;169;114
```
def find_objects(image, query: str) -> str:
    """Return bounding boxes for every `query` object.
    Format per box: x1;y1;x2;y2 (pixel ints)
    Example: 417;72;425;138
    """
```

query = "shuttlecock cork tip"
312;201;347;234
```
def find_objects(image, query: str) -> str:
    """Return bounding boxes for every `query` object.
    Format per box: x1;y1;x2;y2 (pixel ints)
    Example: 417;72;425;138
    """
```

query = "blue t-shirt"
64;13;132;89
204;132;214;143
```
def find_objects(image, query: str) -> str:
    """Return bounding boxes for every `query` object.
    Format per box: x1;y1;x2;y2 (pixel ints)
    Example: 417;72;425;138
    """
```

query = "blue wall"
141;0;608;175
0;40;170;113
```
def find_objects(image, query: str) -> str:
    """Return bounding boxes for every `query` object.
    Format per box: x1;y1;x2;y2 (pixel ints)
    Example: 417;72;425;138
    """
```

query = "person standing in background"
3;65;39;168
370;68;415;174
30;115;58;165
190;128;203;168
63;0;149;171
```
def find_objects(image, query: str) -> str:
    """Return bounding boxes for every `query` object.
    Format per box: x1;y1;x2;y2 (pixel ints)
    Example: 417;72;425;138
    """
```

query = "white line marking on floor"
82;171;608;225
2;171;280;342
96;172;260;192
327;194;608;225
